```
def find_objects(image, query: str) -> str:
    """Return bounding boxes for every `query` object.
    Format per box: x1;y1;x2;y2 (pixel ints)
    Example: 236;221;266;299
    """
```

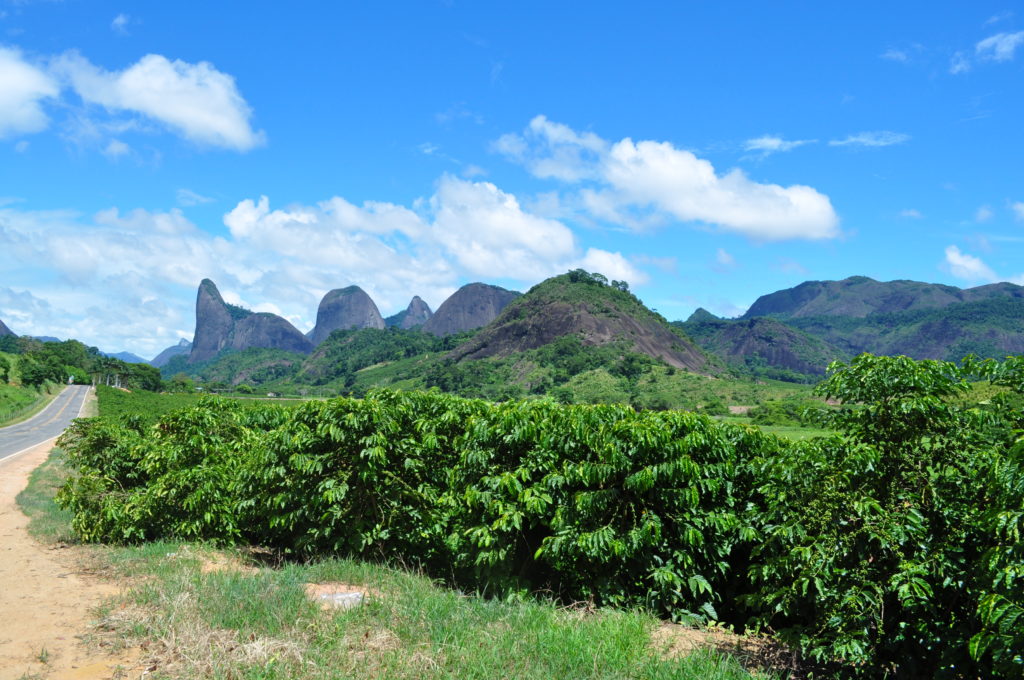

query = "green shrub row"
57;355;1024;677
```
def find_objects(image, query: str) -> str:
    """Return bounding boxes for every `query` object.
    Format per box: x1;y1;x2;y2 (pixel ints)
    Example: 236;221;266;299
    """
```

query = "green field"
50;356;1024;677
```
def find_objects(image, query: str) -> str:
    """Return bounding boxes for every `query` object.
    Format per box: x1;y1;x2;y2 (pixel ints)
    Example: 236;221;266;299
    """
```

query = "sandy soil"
0;398;139;679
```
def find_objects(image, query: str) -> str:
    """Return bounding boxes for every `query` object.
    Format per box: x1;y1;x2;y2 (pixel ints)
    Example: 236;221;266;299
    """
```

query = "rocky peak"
422;283;520;337
188;279;312;363
386;295;434;329
686;307;721;324
310;286;386;346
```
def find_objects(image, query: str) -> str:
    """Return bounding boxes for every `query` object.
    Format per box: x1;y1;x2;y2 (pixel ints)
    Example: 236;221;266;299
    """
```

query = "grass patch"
20;449;777;680
715;416;832;441
15;448;77;543
100;546;769;680
0;381;62;427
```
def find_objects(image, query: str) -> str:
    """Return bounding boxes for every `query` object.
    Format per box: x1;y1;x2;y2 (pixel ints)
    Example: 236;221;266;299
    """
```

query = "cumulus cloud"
496;116;839;241
0;172;650;355
493;115;607;182
0;46;60;139
944;245;996;281
53;51;264;150
829;131;910;147
899;209;923;219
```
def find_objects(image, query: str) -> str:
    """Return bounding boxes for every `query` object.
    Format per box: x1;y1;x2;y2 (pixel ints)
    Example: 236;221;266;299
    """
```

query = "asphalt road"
0;385;91;462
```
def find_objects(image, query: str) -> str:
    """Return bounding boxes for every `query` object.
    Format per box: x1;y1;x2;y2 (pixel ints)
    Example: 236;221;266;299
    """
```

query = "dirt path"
0;395;138;679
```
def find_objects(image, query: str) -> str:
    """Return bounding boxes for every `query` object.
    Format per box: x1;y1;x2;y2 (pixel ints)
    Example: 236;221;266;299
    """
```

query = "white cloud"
950;51;971;74
899;209;923;219
716;248;735;267
94;206;197;235
0;169;655;355
744;135;815;155
952;31;1024;74
0;46;59;139
14;140;28;153
600;138;838;239
881;48;909;62
1012;201;1024;221
496;117;839;241
976;31;1024;62
577;248;646;285
103;138;130;158
944;245;996;281
429;175;588;279
829;131;910;147
985;11;1013;26
53;51;264;151
493;115;607;182
975;205;994;222
111;14;130;35
176;188;214;206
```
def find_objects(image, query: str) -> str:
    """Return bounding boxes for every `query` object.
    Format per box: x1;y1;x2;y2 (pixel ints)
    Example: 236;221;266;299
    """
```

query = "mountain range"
8;272;1024;390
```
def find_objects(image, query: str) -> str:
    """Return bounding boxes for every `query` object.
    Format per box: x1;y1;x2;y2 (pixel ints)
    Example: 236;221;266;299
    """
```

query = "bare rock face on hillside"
188;279;313;363
422;283;520;337
386;295;433;329
309;286;386;346
681;313;842;376
448;274;710;373
0;318;13;337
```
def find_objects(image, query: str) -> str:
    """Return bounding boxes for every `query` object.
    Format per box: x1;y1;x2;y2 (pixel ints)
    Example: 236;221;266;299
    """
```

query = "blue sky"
1;1;1022;357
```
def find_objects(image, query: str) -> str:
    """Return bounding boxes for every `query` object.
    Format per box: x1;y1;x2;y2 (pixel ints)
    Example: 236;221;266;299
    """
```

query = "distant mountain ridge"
742;276;1024;361
101;351;149;364
744;275;1024;319
150;338;192;368
0;318;13;337
166;272;1024;383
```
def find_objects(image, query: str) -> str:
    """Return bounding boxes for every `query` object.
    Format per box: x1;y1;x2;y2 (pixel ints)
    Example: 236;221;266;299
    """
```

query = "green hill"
450;270;711;373
678;310;847;382
742;276;1024;361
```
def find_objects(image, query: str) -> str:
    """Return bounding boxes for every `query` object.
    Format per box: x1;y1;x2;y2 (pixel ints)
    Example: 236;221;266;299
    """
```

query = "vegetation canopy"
56;354;1024;677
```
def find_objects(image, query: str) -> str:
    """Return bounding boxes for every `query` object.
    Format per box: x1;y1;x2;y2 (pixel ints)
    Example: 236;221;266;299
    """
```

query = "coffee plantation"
56;354;1024;677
